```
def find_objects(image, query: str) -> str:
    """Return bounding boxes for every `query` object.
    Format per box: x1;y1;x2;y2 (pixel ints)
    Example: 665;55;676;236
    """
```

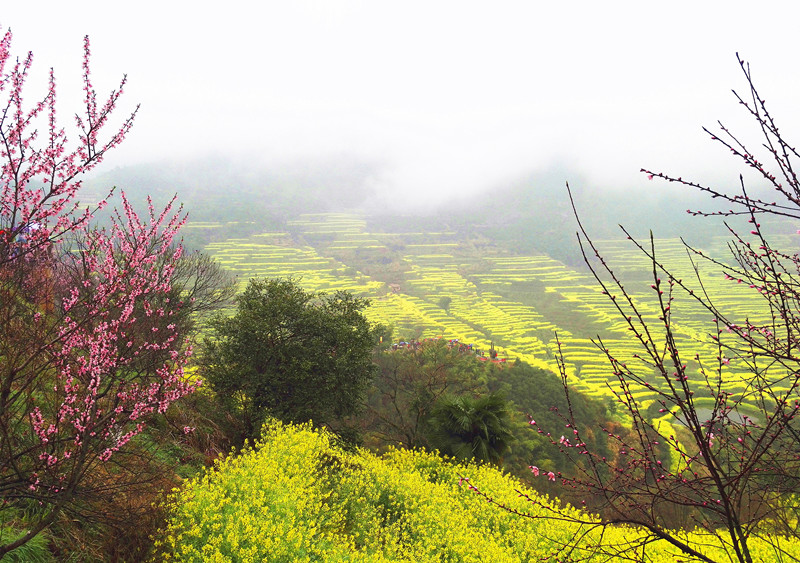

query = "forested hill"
84;157;742;263
84;155;381;223
442;167;728;265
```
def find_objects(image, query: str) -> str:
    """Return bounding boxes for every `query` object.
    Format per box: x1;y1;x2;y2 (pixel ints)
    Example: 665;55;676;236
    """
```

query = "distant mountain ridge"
81;156;783;262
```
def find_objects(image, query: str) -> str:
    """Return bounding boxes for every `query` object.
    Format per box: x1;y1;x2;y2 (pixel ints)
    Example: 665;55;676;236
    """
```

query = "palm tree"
428;393;514;465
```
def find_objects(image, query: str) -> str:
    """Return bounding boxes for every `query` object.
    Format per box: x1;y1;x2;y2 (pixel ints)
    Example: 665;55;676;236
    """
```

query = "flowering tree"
465;56;800;563
0;29;196;556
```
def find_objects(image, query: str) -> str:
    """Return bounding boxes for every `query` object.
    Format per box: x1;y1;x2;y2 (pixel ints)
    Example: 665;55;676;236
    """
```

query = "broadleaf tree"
201;277;382;443
363;338;487;450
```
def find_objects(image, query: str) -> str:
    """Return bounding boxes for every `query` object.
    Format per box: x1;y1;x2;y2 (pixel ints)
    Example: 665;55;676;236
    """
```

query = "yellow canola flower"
154;421;800;562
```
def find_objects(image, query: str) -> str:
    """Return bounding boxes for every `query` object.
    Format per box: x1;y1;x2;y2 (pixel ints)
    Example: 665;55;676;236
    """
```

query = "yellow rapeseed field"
154;422;800;562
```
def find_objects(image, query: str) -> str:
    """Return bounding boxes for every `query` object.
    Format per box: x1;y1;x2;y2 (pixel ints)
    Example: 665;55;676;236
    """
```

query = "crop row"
204;238;384;296
200;213;787;403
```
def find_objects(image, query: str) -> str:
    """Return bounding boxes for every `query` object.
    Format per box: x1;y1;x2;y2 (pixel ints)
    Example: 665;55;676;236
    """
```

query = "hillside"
183;210;779;416
154;421;800;561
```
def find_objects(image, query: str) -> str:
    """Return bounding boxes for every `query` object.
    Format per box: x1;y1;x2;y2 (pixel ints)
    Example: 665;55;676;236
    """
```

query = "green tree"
428;393;514;465
492;360;609;477
201;278;381;443
363;339;487;449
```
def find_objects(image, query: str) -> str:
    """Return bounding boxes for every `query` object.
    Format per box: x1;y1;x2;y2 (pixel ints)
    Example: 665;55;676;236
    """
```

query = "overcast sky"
3;1;800;203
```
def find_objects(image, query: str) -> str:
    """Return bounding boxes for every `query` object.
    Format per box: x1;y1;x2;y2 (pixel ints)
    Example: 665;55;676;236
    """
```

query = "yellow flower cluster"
154;422;800;562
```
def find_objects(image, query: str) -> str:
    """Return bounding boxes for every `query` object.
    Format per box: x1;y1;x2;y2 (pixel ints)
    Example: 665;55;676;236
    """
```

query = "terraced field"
196;212;786;404
205;235;383;295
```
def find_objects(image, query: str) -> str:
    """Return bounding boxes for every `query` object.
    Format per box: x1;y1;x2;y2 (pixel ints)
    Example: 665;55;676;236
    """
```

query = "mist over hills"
85;154;381;220
84;156;760;260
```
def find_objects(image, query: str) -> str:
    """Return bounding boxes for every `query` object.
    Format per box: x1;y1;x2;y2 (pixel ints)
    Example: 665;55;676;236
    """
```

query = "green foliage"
437;295;452;312
363;341;611;482
0;520;52;563
0;511;54;563
428;393;514;464
201;278;382;442
493;360;610;476
364;340;489;450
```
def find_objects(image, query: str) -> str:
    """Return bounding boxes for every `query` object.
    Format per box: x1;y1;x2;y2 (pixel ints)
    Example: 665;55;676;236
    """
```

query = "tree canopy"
428;392;514;465
201;278;382;442
363;338;487;450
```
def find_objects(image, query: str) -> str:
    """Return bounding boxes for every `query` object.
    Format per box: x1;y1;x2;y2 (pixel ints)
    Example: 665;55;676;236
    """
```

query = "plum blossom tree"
464;56;800;563
0;29;196;556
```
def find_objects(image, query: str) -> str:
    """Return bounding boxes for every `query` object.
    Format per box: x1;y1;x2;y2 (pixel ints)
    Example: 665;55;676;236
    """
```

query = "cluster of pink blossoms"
0;29;196;498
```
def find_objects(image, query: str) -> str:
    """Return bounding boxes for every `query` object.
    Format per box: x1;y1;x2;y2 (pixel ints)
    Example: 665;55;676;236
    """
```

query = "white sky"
2;1;800;202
